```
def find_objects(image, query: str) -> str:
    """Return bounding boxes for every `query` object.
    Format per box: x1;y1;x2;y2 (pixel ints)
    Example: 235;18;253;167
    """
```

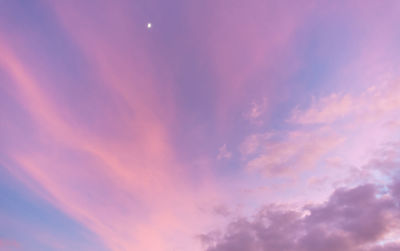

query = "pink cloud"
289;93;354;125
234;79;400;217
289;80;400;126
240;133;272;156
2;1;400;251
0;14;223;251
0;239;20;249
217;144;232;160
242;129;345;176
252;80;400;189
201;182;400;251
244;98;268;126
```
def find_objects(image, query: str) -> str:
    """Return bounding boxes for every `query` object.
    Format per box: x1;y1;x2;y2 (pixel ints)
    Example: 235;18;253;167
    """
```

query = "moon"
147;22;152;29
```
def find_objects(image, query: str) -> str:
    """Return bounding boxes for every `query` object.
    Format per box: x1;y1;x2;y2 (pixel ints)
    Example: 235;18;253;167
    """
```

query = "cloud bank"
201;180;400;251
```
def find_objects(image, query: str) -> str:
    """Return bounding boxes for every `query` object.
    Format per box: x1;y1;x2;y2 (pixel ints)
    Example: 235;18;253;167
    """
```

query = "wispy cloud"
244;98;268;126
217;144;232;160
2;1;400;250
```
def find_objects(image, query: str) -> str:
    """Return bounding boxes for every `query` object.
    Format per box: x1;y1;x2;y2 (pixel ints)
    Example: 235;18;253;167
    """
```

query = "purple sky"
1;1;400;250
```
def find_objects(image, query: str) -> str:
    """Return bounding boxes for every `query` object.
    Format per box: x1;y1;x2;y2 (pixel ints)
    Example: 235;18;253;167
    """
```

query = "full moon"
147;22;152;29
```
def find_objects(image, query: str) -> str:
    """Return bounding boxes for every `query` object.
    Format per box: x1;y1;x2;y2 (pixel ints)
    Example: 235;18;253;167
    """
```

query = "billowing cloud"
201;181;400;251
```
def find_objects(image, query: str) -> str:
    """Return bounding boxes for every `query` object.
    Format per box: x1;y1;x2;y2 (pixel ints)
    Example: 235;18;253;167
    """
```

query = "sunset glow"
1;1;400;251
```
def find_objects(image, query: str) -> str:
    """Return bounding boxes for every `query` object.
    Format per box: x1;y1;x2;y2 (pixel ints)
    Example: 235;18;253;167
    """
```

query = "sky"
1;1;400;251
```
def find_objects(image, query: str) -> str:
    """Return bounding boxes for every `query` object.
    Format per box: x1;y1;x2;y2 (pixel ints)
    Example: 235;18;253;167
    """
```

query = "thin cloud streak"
1;1;400;251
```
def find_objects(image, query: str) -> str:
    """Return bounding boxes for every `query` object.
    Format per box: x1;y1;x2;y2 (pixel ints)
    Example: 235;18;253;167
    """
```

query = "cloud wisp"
1;1;400;251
